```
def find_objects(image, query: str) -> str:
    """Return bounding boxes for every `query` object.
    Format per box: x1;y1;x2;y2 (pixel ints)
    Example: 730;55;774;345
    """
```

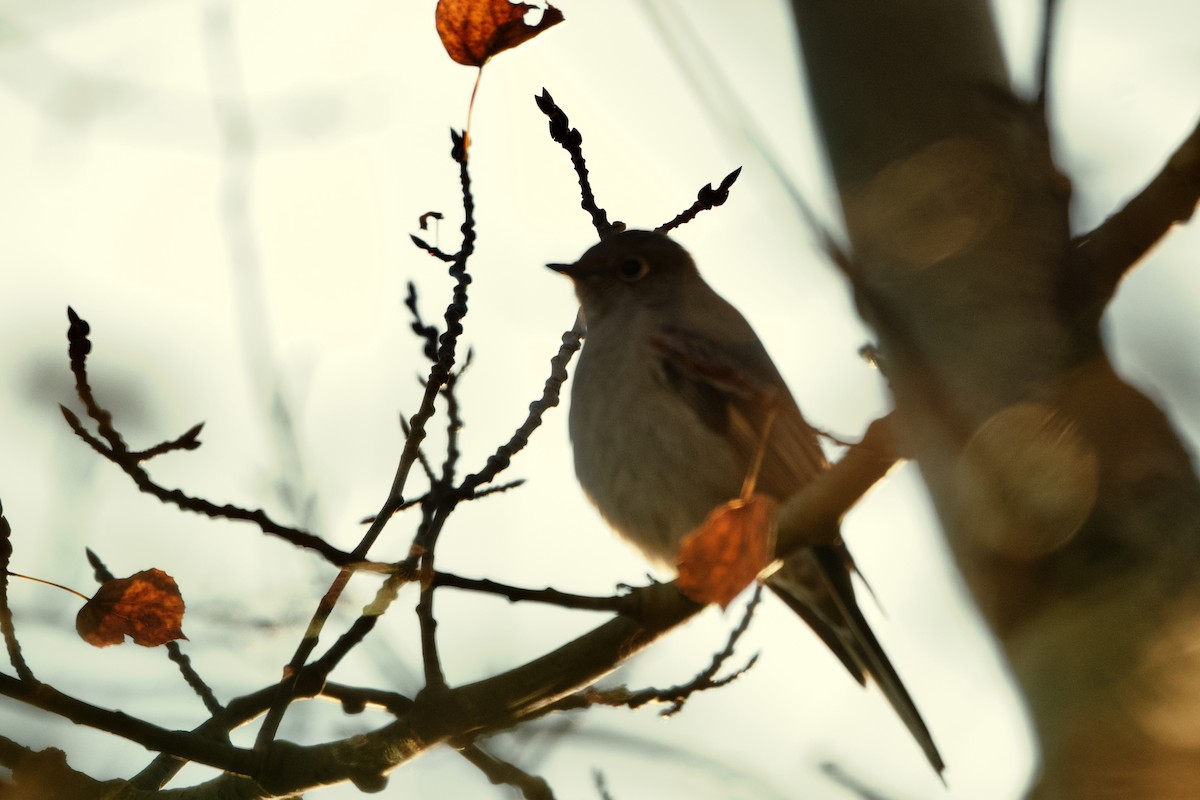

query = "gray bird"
549;228;944;774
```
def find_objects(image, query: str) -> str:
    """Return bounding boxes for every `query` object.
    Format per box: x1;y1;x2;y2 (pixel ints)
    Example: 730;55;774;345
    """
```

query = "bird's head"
548;230;700;324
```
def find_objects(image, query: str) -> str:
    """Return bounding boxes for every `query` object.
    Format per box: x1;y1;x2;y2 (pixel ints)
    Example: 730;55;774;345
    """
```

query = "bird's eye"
617;258;649;282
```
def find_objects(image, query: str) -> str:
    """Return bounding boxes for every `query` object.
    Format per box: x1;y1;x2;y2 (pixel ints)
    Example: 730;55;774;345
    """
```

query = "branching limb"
1068;116;1200;322
257;128;477;752
58;319;353;566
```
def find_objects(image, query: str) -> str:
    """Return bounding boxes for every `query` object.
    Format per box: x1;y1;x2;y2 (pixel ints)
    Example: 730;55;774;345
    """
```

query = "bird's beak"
546;261;582;279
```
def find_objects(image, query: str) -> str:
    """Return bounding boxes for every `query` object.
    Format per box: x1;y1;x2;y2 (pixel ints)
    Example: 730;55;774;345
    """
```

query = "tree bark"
790;2;1200;797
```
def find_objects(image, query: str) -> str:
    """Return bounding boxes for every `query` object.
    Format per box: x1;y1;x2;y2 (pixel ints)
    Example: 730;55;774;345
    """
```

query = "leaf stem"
5;571;90;602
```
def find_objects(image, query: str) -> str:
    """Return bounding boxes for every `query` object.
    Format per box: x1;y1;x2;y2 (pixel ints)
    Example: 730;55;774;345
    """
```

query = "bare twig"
128;422;205;462
459;319;583;495
431;571;627;612
655;167;742;234
535;89;616;238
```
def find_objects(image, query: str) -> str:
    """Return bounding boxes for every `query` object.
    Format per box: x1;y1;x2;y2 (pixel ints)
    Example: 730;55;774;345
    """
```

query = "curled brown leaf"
76;568;186;648
435;0;564;67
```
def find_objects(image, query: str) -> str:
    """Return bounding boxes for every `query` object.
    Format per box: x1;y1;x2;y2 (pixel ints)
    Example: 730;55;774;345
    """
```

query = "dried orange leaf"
76;568;186;648
435;0;564;67
676;495;778;609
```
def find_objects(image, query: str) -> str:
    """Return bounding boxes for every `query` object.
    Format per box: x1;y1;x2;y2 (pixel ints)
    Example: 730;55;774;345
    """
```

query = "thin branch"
431;571;627;612
128;422;205;462
458;743;555;800
1068;116;1200;322
535;89;616;238
459;319;583;495
655;167;742;234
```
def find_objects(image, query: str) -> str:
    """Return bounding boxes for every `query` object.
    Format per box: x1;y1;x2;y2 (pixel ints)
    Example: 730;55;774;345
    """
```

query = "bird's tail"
768;545;945;776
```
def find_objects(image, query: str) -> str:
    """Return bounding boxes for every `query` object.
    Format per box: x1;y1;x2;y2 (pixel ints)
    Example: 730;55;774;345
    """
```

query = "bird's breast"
568;326;746;569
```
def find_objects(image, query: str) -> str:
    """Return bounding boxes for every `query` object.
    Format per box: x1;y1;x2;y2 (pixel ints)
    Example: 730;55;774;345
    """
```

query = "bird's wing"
649;326;827;502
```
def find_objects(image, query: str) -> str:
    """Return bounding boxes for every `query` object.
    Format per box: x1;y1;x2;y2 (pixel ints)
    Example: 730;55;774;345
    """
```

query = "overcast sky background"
1;1;1197;798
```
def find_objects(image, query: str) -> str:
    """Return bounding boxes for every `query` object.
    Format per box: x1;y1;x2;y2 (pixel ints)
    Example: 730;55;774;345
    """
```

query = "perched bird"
549;229;943;774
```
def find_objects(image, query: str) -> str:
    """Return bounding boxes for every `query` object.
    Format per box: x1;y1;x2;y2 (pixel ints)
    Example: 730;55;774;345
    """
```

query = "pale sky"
0;1;1197;798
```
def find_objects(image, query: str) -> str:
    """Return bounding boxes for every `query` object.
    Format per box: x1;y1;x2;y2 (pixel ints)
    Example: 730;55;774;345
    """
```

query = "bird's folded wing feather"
649;326;827;502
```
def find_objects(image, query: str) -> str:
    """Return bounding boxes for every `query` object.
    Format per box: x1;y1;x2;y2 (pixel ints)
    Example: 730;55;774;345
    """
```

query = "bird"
548;228;944;774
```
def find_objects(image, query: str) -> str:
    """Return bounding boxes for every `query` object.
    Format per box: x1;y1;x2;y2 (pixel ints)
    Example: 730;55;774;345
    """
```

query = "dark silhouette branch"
460;319;583;495
535;89;616;238
431;571;628;612
59;322;353;567
656;167;743;234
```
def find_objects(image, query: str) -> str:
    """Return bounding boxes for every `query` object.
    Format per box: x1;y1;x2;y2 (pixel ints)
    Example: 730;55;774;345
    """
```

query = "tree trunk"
790;2;1200;797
